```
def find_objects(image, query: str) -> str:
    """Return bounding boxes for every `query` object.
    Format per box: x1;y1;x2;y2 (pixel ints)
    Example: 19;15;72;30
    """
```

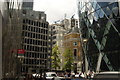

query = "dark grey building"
78;0;120;72
21;10;49;74
2;9;49;77
22;0;34;10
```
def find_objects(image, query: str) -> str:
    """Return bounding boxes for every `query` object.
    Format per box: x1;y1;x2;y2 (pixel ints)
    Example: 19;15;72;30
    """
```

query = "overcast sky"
33;0;78;24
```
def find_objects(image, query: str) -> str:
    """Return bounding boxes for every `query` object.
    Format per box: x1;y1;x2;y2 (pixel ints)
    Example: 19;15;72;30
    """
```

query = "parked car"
46;72;57;80
93;71;120;79
32;73;41;77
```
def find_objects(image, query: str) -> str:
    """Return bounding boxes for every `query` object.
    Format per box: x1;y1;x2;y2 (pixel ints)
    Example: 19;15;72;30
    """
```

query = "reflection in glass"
88;14;94;24
94;12;99;21
92;2;97;9
102;7;111;16
97;2;109;8
99;9;104;18
112;7;119;16
96;9;101;16
95;4;100;10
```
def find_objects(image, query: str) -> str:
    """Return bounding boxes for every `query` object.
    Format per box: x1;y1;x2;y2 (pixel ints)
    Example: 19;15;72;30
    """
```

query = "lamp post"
19;57;24;77
41;60;46;80
43;49;47;80
82;38;88;78
47;55;51;71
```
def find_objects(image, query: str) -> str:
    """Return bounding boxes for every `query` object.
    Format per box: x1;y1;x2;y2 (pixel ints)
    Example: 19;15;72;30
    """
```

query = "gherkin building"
78;0;120;72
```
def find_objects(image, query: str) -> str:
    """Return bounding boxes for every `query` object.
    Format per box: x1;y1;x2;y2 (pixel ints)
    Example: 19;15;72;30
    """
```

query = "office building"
1;0;49;78
19;10;49;74
3;9;49;77
61;18;78;30
51;24;66;70
22;0;34;10
49;24;65;70
78;0;120;72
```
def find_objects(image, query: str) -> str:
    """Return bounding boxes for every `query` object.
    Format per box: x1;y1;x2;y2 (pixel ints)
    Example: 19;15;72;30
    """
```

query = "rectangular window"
73;49;77;57
23;19;25;23
22;31;24;36
22;25;25;30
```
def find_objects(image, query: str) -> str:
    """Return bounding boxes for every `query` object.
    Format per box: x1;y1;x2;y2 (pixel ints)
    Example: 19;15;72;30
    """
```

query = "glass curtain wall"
78;0;120;72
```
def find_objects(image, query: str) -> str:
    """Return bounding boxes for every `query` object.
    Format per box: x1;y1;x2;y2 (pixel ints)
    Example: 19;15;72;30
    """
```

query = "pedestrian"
68;72;71;77
64;72;68;78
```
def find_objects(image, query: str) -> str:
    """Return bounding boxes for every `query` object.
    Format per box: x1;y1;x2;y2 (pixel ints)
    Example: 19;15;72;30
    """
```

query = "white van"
46;72;57;80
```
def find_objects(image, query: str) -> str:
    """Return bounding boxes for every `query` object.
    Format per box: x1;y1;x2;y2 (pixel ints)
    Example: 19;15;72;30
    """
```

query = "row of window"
22;32;48;40
22;25;48;34
23;38;47;46
23;45;47;52
23;19;48;28
22;60;47;72
23;59;47;65
64;42;78;46
25;52;47;59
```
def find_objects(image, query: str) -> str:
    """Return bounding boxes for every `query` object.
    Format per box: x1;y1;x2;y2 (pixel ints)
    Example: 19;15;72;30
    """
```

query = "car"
93;71;120;79
45;72;57;80
32;73;41;77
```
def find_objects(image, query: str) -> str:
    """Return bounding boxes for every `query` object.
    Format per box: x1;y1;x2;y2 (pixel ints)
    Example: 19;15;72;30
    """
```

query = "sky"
33;0;78;24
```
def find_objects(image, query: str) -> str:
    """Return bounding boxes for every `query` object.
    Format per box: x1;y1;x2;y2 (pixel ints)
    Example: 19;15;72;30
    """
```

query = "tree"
63;48;74;72
51;45;61;70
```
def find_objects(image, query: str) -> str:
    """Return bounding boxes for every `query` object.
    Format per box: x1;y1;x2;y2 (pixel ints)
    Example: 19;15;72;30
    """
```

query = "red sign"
17;49;25;54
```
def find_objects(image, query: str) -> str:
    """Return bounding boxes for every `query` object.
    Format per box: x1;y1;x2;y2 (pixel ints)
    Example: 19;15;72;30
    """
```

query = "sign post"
17;49;25;58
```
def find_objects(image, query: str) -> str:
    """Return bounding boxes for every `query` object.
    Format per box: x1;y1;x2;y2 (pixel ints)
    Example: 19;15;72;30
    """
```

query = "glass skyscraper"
78;0;120;72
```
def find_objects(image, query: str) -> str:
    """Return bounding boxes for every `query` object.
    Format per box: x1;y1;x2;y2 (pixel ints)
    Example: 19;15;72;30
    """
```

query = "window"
22;25;25;30
39;14;41;20
33;33;35;38
27;45;30;50
73;49;77;57
22;31;24;36
23;19;25;23
73;42;77;46
28;33;30;37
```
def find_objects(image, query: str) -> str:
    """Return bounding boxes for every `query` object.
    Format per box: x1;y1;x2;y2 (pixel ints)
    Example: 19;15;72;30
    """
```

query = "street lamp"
82;38;89;78
47;55;51;71
83;39;88;42
41;60;46;80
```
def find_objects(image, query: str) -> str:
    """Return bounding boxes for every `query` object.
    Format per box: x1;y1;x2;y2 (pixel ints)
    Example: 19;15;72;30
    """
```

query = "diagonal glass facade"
78;0;120;72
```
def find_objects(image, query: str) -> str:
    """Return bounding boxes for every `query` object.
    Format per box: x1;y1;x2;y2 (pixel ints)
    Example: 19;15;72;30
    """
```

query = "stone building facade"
50;18;82;71
64;27;82;73
52;24;66;70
